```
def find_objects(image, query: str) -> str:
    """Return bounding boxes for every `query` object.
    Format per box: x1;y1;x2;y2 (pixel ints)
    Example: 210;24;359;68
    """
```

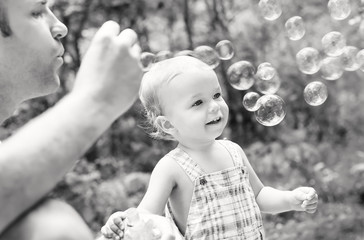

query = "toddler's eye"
213;93;221;99
192;100;203;107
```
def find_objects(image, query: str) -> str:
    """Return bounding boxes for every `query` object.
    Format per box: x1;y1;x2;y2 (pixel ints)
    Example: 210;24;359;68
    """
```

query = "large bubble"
215;40;235;60
254;94;286;127
328;0;351;21
303;81;328;106
320;56;343;80
258;0;282;21
140;52;156;72
285;16;306;41
340;46;360;71
256;62;276;81
226;61;256;90
296;47;321;74
193;45;220;69
321;31;346;57
242;92;261;112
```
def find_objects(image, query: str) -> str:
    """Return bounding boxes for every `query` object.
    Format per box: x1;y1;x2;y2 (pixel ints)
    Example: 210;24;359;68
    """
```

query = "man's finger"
94;21;120;39
117;28;138;47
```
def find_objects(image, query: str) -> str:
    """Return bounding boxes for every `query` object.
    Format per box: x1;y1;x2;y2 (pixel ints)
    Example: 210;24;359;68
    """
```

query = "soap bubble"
242;92;261;112
340;46;360;71
124;208;162;240
255;94;286;127
296;47;321;74
303;81;328;106
193;45;220;69
320;56;343;80
174;50;195;57
256;62;276;81
356;49;364;72
258;0;282;21
140;52;156;72
328;0;351;21
359;21;364;39
285;16;306;41
321;31;346;57
155;50;173;62
255;74;281;95
215;40;235;60
227;61;256;90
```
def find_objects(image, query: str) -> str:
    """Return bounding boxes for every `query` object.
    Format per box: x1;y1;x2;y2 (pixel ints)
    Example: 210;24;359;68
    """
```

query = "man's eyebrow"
35;0;48;5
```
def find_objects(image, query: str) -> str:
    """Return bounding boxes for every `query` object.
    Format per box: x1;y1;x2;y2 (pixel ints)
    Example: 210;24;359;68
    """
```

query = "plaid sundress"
165;139;264;240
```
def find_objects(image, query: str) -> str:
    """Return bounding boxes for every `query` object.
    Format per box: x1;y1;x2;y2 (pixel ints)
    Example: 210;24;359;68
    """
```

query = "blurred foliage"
1;0;364;239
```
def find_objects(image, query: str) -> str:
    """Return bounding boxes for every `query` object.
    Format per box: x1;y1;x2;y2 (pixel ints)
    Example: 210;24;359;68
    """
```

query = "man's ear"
155;116;175;134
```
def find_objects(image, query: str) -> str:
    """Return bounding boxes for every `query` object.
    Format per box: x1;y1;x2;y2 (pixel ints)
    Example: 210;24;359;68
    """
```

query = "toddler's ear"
155;116;175;134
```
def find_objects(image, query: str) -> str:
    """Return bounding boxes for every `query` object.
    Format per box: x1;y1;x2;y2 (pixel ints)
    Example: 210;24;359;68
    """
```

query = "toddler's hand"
290;187;318;213
101;208;181;240
101;211;127;240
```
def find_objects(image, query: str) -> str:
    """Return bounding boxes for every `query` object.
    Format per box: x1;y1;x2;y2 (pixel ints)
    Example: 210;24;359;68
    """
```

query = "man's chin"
28;75;61;99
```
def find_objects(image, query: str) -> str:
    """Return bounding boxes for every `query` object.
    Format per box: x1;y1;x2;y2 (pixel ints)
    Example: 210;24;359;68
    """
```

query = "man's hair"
0;0;12;37
139;56;211;141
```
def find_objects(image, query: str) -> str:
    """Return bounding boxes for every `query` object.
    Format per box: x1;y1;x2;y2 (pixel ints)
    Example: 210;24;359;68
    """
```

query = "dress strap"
166;148;205;182
218;139;245;167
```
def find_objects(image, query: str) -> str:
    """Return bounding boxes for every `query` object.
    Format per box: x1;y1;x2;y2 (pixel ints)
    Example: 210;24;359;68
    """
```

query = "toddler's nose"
209;101;219;113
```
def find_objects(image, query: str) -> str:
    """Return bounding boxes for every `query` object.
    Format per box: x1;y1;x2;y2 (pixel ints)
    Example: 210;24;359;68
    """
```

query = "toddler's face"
160;68;229;143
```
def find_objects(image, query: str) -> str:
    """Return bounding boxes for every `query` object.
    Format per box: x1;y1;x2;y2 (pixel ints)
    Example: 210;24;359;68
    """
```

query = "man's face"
0;0;67;100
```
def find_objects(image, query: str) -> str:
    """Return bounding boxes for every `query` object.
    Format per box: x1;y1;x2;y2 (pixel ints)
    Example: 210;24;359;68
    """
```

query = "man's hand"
72;21;143;119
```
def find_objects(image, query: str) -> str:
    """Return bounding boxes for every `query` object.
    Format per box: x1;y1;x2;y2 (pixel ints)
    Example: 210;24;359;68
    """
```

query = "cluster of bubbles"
257;0;364;114
140;0;363;127
226;59;285;127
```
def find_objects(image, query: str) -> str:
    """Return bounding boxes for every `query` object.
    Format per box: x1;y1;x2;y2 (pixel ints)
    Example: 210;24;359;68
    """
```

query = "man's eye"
213;93;221;99
192;100;203;107
32;11;44;18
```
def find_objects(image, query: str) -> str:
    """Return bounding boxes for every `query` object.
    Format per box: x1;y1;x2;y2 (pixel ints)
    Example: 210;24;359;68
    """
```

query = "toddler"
101;56;318;240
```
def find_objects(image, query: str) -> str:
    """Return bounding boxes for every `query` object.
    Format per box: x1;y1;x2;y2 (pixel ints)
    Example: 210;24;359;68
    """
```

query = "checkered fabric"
165;140;264;240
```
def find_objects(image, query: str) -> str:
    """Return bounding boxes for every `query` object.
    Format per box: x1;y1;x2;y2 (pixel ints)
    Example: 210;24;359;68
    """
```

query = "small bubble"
321;31;346;57
215;40;235;60
296;47;321;74
285;16;306;41
255;74;281;95
303;81;328;106
193;45;220;69
226;61;255;90
242;92;261;112
258;0;282;21
320;56;343;80
340;46;360;71
328;0;351;21
256;62;276;81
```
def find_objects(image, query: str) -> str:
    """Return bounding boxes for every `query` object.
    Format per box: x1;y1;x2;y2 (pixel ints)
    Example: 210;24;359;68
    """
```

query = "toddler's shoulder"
219;138;244;151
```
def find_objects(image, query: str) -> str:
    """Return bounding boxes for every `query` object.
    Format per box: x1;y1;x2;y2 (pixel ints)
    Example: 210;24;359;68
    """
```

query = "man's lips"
57;47;65;57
